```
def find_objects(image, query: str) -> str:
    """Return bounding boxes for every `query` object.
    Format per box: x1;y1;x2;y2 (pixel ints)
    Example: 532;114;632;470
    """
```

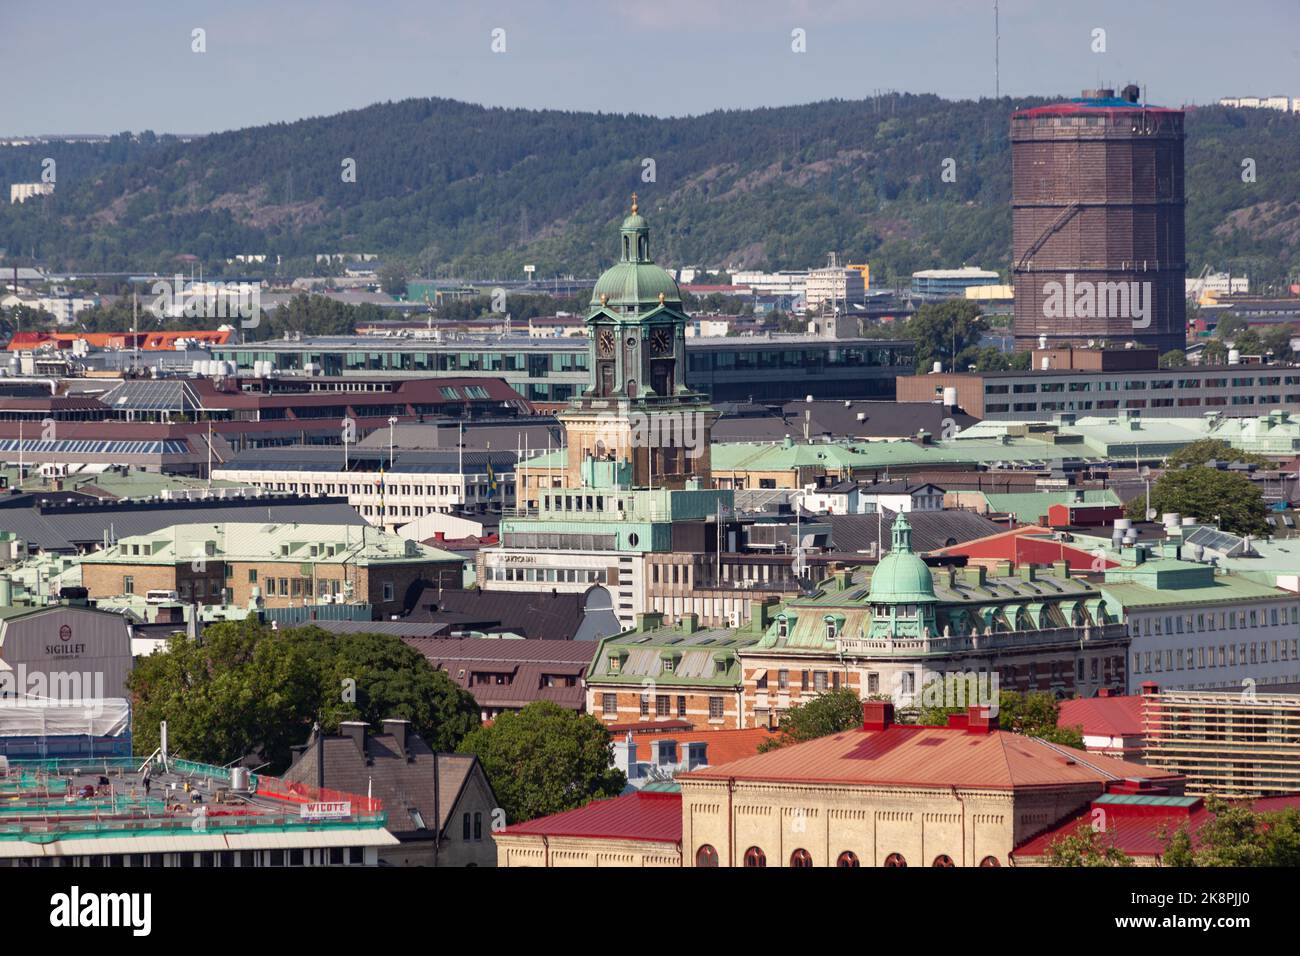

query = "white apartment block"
803;262;866;313
1219;95;1296;112
212;464;515;533
480;547;643;626
1120;591;1300;692
729;270;809;299
1187;272;1249;299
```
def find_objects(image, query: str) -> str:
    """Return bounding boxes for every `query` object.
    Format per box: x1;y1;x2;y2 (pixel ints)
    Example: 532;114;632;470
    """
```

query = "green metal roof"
1093;793;1200;808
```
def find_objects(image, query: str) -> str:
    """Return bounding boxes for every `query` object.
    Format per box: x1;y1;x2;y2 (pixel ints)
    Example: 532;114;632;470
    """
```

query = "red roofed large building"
495;787;683;867
1012;792;1300;866
676;701;1182;867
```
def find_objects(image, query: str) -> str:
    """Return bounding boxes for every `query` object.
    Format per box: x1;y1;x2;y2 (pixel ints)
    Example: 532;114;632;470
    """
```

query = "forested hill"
2;95;1298;285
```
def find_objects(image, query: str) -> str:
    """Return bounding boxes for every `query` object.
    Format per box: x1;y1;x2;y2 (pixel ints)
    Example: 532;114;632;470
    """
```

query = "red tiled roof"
1013;793;1300;859
500;790;682;843
682;723;1181;791
1058;695;1146;739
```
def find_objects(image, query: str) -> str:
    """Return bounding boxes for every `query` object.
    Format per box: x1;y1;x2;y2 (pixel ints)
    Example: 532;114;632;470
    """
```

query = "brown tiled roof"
403;637;594;713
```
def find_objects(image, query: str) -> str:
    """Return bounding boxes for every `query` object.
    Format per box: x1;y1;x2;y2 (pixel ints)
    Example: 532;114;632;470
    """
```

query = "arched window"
743;846;766;868
979;856;1001;868
836;851;860;868
696;845;718;868
932;854;955;867
883;852;907;868
789;849;813;868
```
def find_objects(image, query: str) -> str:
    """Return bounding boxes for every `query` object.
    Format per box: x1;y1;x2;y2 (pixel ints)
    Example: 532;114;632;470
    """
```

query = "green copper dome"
866;514;937;605
591;194;682;312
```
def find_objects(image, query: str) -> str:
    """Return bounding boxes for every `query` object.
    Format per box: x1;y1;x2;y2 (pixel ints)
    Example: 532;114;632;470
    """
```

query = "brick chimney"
382;718;410;759
339;720;368;759
862;701;894;731
965;706;999;734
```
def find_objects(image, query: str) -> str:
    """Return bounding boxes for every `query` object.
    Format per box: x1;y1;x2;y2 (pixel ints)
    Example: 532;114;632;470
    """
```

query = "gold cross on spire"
631;192;639;215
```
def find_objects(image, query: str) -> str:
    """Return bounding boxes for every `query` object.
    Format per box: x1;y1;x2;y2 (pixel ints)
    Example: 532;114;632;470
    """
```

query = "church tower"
557;195;718;490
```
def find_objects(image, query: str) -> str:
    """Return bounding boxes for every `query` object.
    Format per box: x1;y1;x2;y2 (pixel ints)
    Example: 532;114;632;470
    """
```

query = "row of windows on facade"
120;574;371;601
984;375;1298;395
1132;638;1300;675
986;396;1297;413
257;480;508;497
6;847;367;868
602;693;726;720
755;669;841;693
1132;606;1299;638
694;845;1001;868
488;566;605;584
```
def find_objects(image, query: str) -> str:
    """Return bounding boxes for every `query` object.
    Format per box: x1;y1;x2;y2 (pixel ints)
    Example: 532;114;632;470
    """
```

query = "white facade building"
1102;553;1300;693
213;462;515;533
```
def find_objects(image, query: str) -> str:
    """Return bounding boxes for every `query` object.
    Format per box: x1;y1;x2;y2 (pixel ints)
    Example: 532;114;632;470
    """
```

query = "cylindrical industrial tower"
1011;86;1185;354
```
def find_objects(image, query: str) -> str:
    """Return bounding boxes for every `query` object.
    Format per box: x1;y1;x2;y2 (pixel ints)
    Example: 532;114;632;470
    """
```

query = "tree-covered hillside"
2;95;1298;288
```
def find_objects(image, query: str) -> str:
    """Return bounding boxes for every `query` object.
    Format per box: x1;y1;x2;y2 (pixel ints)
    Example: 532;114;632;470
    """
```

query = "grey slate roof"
282;727;487;839
710;400;979;443
0;495;366;552
828;508;1004;554
404;585;621;642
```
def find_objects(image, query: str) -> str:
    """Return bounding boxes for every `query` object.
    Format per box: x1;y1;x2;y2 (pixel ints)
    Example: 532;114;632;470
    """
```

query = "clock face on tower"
597;328;616;357
650;326;673;356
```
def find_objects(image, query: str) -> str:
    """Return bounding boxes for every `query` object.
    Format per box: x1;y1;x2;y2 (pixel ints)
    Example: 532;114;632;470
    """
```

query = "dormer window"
777;617;789;638
609;656;621;674
663;658;674;673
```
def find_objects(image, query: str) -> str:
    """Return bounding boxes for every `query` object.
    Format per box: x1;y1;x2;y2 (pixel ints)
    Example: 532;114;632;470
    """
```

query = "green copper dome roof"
591;194;682;312
866;514;937;605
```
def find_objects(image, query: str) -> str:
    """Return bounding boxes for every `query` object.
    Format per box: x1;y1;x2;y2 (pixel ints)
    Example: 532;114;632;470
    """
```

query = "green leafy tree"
127;620;479;771
1215;314;1247;340
1162;797;1300;866
914;687;1084;748
303;627;479;752
1260;324;1296;362
377;261;410;297
895;299;988;374
1159;349;1187;368
128;618;320;771
1166;438;1268;469
1125;466;1268;535
1232;328;1263;356
457;701;625;824
758;688;864;752
1201;340;1228;365
1046;822;1134;867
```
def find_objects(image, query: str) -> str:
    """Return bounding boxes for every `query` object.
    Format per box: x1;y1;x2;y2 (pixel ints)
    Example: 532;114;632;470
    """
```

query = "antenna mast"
994;1;1000;99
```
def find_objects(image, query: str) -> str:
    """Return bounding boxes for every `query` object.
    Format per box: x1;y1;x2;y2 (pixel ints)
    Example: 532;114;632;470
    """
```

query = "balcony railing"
836;623;1128;657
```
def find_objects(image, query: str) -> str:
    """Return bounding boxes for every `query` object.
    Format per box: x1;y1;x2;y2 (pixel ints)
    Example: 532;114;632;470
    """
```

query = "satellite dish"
1145;509;1157;521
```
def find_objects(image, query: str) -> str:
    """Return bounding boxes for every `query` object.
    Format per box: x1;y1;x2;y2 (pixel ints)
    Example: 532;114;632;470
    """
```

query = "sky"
4;0;1300;135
